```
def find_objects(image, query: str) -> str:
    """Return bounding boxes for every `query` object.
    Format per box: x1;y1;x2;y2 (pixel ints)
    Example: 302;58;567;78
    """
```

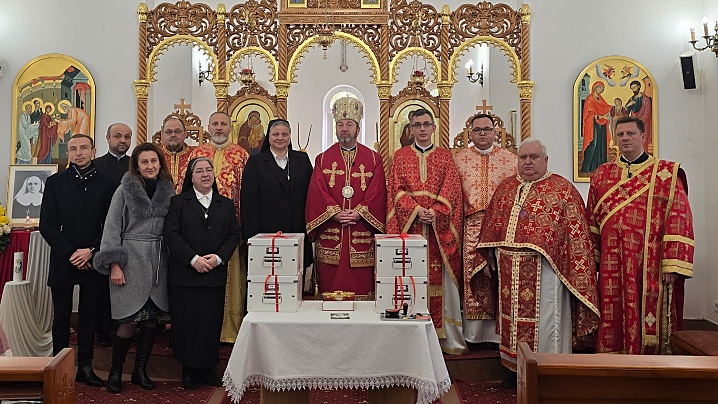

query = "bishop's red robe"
587;156;693;354
163;144;195;194
305;143;386;295
477;172;600;368
454;146;517;323
386;145;467;355
190;142;249;343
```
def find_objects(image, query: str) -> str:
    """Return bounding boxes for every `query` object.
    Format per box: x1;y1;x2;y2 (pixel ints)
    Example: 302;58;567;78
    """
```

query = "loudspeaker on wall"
680;51;697;90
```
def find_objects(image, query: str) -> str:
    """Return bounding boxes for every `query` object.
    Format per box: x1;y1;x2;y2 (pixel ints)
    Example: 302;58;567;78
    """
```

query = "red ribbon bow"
264;231;287;312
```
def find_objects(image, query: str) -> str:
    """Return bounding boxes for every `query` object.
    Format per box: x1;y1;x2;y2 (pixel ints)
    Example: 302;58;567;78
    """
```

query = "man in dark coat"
40;134;116;387
164;157;241;389
240;119;314;269
92;122;133;346
94;123;132;184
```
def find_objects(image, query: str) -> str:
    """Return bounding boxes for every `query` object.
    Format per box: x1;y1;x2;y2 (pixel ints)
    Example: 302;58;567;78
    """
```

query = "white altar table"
223;301;450;404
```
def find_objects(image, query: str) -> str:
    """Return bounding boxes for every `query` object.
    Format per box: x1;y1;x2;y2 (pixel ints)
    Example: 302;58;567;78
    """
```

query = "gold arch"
287;31;380;85
227;46;278;83
389;47;441;84
146;34;219;83
448;35;521;84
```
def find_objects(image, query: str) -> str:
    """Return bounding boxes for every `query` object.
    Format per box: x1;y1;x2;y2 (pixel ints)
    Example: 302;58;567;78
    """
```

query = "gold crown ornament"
332;96;363;124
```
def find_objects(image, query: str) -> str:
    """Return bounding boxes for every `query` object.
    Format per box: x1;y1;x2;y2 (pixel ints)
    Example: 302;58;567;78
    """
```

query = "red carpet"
75;381;216;403
454;379;517;403
219;386;374;403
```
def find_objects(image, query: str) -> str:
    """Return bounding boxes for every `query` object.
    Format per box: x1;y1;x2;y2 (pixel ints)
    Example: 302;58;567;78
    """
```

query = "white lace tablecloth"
223;301;450;404
0;231;53;357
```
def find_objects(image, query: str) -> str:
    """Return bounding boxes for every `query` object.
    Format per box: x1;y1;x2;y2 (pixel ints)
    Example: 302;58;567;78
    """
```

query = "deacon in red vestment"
160;118;195;194
453;113;517;345
190;112;249;343
477;139;600;371
306;97;386;296
386;108;468;355
588;116;693;355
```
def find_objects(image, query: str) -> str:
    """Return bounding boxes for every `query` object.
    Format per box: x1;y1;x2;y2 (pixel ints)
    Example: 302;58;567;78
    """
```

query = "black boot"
76;364;104;387
130;327;156;390
106;336;132;393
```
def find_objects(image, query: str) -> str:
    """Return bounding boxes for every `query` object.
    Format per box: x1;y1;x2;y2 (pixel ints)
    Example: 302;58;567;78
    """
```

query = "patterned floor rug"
75;381;216;403
454;379;517;403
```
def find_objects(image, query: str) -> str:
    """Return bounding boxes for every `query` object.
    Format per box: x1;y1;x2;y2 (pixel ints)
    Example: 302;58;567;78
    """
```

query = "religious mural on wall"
11;54;96;171
573;56;657;182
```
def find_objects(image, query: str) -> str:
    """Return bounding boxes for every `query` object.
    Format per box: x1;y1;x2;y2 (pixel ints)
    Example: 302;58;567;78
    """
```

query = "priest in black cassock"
164;157;241;389
240;119;314;269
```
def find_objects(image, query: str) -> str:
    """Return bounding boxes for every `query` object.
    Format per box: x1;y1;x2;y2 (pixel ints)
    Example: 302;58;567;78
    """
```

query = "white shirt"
270;149;289;170
190;188;222;267
476;144;494;155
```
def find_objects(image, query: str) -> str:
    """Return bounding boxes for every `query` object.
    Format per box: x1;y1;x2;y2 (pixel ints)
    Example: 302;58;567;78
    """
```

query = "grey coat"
93;173;174;320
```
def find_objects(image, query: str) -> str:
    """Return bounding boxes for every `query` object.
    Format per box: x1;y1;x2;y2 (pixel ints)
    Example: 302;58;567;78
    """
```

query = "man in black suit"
94;123;132;184
164;157;241;389
40;135;116;387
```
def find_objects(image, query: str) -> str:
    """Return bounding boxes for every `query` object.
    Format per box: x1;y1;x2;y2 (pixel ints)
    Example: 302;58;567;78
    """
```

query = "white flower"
2;224;10;234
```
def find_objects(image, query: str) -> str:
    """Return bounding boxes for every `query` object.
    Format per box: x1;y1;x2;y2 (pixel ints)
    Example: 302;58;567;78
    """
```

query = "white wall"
0;0;716;322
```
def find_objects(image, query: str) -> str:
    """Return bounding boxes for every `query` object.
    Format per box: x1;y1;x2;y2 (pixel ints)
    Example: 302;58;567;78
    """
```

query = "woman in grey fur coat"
93;142;174;394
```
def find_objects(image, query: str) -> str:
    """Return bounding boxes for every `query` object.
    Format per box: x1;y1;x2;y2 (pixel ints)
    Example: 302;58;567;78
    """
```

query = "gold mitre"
332;96;363;124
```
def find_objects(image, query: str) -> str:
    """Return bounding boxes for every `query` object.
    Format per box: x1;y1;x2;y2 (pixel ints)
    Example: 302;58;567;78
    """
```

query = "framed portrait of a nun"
6;164;57;227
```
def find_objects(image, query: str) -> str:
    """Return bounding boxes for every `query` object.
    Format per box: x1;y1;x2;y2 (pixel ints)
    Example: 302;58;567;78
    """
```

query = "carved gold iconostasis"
12;54;96;171
134;0;534;173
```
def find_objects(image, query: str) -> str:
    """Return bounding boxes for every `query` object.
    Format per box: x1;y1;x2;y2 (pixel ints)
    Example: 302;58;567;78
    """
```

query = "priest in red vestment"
386;108;468;355
476;138;600;372
161;118;195;194
190;112;249;343
587;116;693;355
453;113;517;346
305;97;386;296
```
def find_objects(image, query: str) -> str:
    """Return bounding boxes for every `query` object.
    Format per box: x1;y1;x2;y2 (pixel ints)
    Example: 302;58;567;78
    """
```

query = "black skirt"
169;284;225;368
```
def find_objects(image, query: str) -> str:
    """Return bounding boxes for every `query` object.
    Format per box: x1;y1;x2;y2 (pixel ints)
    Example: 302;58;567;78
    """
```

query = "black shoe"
182;368;199;390
76;364;104;387
196;368;223;387
107;336;132;394
97;332;113;347
130;326;156;390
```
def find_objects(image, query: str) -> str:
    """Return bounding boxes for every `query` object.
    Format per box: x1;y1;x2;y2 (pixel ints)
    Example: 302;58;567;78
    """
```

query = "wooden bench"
0;348;75;404
517;341;718;403
671;330;718;356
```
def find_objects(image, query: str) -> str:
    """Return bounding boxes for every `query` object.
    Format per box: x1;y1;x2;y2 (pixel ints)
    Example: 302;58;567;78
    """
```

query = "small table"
223;301;450;404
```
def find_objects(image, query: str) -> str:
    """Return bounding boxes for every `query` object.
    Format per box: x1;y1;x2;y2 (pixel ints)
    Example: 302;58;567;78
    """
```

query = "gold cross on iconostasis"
476;99;493;114
174;98;192;114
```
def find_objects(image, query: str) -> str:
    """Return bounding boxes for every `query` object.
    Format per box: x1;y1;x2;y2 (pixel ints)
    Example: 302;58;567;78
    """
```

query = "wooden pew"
517;342;718;403
0;348;75;404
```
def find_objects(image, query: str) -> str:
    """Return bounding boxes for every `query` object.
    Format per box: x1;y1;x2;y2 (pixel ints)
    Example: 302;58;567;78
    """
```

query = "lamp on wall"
198;61;212;86
689;16;718;57
465;60;484;86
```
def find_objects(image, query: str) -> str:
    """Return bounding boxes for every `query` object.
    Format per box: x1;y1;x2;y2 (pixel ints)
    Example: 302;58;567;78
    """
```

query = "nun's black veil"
180;157;220;194
259;119;292;153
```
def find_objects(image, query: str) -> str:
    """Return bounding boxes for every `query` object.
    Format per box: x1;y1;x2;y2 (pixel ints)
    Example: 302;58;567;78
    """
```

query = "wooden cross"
322;161;345;188
351;164;373;191
174;98;192;114
476;99;493;114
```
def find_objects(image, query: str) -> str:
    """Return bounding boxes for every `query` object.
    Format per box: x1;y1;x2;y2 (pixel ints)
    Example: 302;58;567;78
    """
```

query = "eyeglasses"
471;127;495;134
193;169;213;175
410;122;434;129
163;129;184;136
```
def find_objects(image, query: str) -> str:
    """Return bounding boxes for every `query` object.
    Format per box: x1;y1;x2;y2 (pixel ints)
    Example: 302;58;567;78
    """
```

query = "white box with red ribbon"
248;232;304;277
375;276;428;315
247;273;303;312
375;234;428;278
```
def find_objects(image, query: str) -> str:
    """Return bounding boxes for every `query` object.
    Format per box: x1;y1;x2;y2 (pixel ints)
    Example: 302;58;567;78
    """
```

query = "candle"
690;27;696;42
703;16;709;36
13;252;24;282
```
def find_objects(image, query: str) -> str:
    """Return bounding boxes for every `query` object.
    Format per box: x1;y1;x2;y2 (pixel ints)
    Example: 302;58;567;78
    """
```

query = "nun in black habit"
240;118;314;268
164;157;241;389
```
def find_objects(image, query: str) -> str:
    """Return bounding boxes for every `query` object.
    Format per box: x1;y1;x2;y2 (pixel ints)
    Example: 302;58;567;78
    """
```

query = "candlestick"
690;27;696;42
703;16;709;36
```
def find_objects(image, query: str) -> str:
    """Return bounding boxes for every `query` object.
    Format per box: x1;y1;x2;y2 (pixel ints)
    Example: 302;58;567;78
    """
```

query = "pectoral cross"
322;161;345;188
351;164;373;191
476;99;494;114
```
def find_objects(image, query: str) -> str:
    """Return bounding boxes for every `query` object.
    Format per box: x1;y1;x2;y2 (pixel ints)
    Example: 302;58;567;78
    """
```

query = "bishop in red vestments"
160;118;195;194
190;112;249;343
477;139;600;371
453;113;517;345
588;116;693;355
306;97;386;296
386;108;467;355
